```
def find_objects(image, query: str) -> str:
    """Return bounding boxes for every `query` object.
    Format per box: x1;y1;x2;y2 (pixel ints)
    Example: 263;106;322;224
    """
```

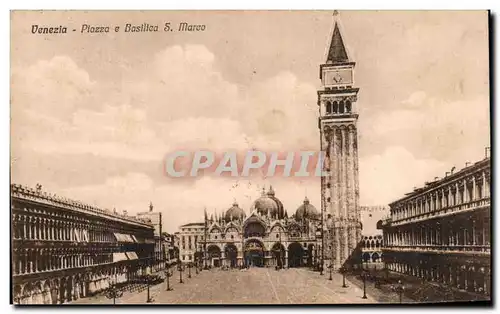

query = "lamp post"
188;262;192;278
392;280;405;304
179;262;184;283
241;228;246;270
105;277;123;305
165;267;173;291
145;275;154;303
341;265;348;288
361;270;368;299
329;263;333;281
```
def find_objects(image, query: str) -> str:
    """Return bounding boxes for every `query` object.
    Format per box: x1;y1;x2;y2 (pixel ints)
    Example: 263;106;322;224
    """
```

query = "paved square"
73;268;376;304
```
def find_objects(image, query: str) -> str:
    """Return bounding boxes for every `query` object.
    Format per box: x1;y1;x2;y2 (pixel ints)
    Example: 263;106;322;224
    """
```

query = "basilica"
192;186;322;269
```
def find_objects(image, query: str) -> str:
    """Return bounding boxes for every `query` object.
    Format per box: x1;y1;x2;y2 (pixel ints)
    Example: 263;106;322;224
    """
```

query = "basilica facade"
194;186;322;269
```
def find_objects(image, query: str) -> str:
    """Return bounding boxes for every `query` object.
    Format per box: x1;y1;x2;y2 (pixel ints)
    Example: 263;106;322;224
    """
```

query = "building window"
276;234;279;239
231;235;234;239
183;255;186;260
215;236;218;240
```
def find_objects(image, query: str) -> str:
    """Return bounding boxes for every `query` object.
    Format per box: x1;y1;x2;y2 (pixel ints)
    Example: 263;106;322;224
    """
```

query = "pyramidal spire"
325;10;352;64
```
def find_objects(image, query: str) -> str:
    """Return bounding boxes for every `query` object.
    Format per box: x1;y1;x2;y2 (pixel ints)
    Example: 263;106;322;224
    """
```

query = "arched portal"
288;242;304;268
307;244;315;267
207;245;221;267
271;242;285;268
245;240;264;267
42;281;52;304
65;276;73;302
22;282;33;304
244;221;266;238
362;252;371;263
224;244;238;268
372;252;380;263
13;284;23;304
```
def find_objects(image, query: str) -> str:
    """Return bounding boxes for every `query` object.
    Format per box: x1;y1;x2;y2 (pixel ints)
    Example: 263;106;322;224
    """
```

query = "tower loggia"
319;11;362;270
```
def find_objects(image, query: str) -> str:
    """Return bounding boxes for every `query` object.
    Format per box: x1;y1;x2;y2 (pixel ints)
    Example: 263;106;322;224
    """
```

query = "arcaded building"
11;184;155;304
380;154;491;297
190;186;321;268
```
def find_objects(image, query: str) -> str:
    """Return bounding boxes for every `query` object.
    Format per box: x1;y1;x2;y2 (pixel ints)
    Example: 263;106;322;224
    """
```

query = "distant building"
180;186;321;269
380;155;491;298
162;232;179;265
177;222;205;264
136;203;165;271
11;184;155;304
360;205;389;263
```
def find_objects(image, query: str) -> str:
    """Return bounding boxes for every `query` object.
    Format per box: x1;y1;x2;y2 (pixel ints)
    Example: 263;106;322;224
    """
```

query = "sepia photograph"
9;10;491;305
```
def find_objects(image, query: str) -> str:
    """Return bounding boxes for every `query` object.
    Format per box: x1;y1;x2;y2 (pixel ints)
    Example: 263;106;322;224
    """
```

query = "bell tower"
319;11;362;270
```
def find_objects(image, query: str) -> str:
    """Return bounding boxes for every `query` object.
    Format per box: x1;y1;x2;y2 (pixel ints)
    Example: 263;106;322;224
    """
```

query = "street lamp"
391;280;405;304
361;269;368;299
179;262;184;283
145;275;154;303
105;277;123;305
329;263;333;281
340;265;348;288
165;266;173;291
188;262;192;278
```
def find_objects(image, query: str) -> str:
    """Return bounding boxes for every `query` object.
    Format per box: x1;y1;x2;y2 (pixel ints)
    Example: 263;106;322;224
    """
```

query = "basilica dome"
295;197;319;220
252;186;285;219
225;201;246;222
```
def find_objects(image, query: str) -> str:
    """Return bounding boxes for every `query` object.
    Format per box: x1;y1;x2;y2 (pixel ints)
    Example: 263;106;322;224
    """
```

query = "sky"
10;11;490;232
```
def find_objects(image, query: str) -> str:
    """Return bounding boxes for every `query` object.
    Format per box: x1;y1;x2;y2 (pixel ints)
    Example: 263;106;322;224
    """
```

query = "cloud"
11;42;490;233
362;91;490;163
59;172;320;233
11;46;325;232
359;146;448;206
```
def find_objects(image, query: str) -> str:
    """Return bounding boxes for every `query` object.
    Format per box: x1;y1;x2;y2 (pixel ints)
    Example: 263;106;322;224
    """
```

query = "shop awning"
125;252;139;260
134;237;145;243
113;233;135;243
113;252;128;262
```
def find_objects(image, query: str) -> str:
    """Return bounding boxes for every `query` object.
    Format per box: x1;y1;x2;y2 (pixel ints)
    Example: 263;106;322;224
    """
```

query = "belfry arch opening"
333;101;338;113
326;101;332;114
339;101;345;114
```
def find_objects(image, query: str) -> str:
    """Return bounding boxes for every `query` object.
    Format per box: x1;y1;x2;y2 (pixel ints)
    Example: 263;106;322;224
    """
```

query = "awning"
134;237;145;244
125;235;135;243
125;252;139;260
113;252;128;262
131;235;138;243
145;239;155;244
113;233;135;243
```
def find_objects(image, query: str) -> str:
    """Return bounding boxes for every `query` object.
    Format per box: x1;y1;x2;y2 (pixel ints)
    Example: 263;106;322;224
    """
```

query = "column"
464;179;469;203
341;128;349;263
348;127;356;251
472;177;476;201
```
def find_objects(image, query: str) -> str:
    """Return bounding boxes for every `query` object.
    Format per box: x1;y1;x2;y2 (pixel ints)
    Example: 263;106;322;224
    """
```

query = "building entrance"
244;240;265;267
